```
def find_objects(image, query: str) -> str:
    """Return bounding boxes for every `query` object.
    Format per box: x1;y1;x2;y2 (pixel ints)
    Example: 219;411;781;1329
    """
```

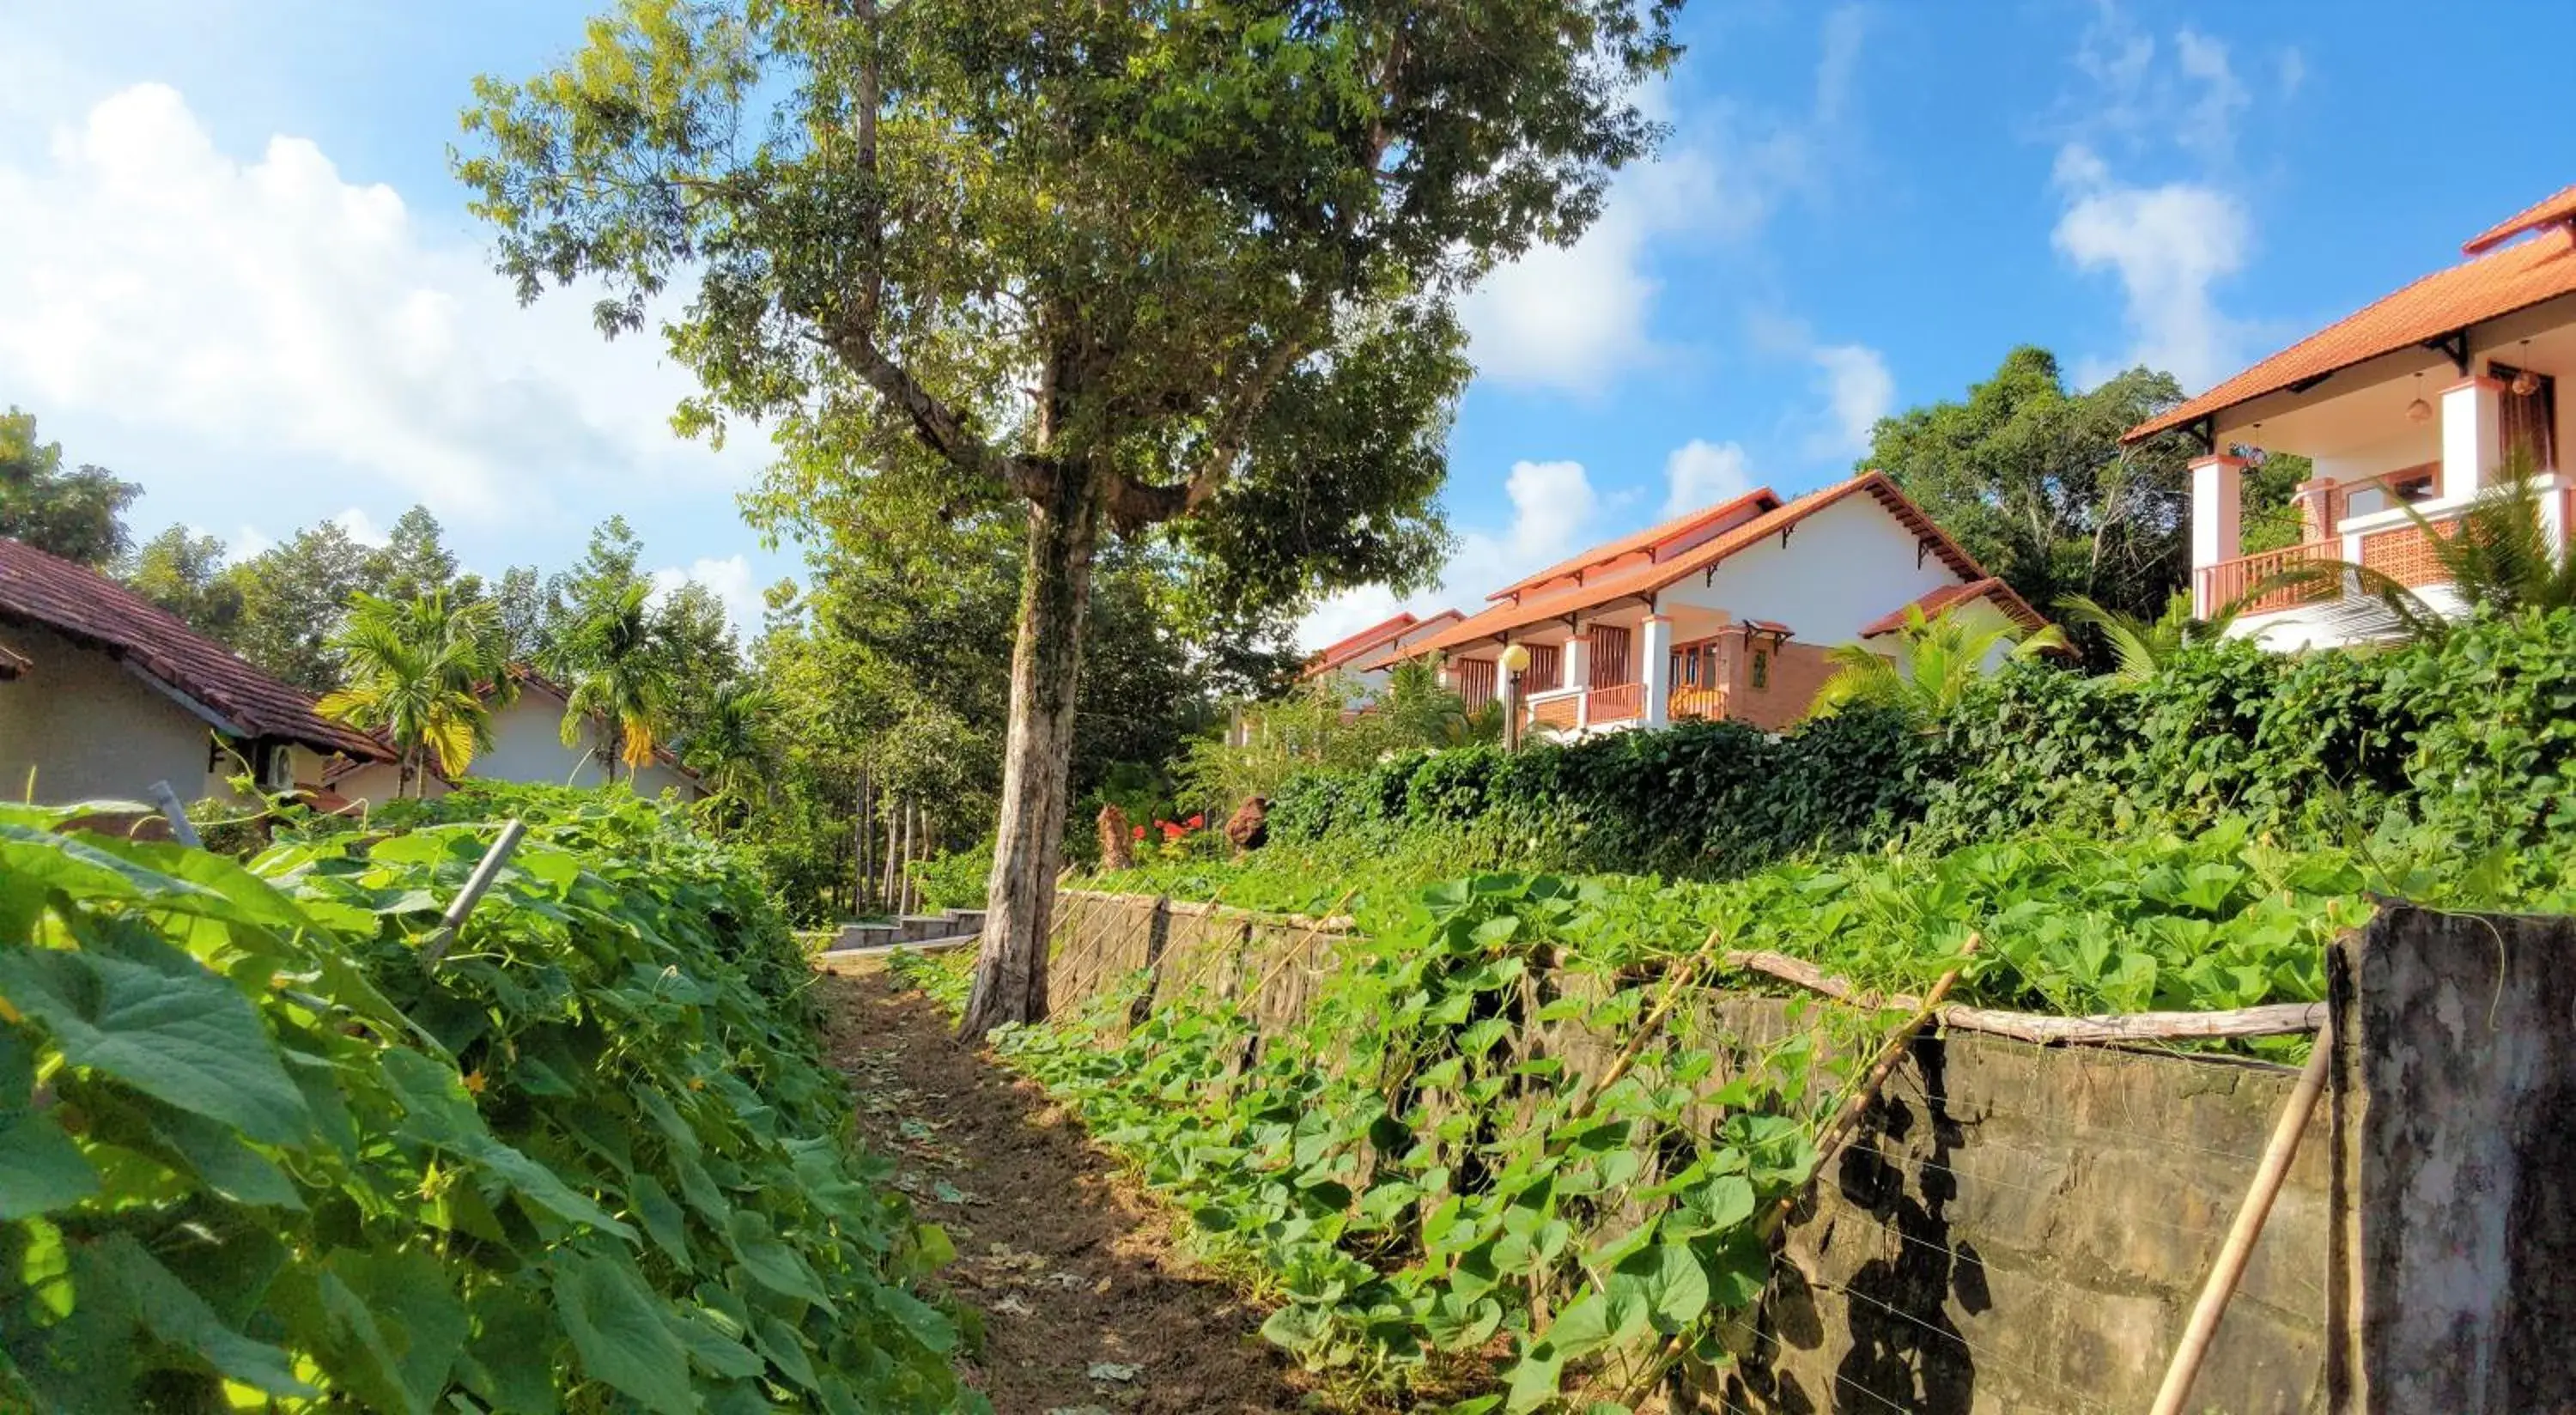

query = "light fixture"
2511;339;2543;397
1498;643;1531;674
2406;372;2433;423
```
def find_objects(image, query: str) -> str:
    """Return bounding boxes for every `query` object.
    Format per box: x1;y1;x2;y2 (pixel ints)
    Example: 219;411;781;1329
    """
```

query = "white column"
1496;646;1520;728
1563;635;1590;732
1641;615;1674;728
2190;454;2245;618
2439;375;2504;502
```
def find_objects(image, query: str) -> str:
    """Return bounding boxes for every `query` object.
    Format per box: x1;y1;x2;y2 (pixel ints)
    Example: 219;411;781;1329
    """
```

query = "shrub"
908;844;994;911
0;782;972;1413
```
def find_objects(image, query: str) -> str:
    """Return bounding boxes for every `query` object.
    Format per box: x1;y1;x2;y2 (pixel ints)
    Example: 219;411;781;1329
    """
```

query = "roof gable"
1487;489;1782;602
0;537;389;761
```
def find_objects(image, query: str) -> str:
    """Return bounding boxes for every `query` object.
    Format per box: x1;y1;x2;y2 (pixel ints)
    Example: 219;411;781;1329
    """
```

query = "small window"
1750;648;1771;691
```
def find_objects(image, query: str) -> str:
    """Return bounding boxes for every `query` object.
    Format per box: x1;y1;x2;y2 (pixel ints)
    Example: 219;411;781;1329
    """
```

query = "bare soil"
818;963;1317;1415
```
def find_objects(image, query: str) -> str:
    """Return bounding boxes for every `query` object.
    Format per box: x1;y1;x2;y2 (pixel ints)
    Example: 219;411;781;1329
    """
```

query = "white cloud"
2052;143;2251;390
1297;459;1603;651
2170;29;2249;167
330;507;389;548
1662;440;1754;515
1807;344;1894;458
0;84;749;526
1461;6;1869;396
649;556;764;640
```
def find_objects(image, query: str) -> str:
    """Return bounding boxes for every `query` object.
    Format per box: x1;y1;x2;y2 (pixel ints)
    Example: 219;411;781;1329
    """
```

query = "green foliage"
908;846;994;912
965;876;1840;1411
0;783;973;1413
554;581;678;780
2055;591;2238;684
1264;709;1934;881
125;526;247;642
1809;604;2065;722
318;591;513;792
1;407;140;568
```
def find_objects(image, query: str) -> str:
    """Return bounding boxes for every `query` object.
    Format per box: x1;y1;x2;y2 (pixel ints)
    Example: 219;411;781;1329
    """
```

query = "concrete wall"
0;622;224;804
1039;890;2329;1414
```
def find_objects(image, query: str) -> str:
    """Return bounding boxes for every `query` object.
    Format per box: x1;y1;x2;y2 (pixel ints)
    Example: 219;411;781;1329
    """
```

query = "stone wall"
1043;890;2327;1413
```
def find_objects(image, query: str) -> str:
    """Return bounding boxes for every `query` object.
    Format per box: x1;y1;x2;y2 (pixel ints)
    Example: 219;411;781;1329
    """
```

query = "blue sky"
2;2;2567;646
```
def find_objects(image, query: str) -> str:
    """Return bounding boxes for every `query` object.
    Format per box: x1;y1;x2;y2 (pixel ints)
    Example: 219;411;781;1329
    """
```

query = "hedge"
1265;609;2576;878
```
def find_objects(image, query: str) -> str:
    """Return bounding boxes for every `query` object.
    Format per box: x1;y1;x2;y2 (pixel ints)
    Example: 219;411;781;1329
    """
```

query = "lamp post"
1498;642;1530;752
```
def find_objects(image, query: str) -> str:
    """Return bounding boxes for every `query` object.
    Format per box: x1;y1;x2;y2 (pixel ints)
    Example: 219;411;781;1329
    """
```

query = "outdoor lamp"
1498;643;1530;752
1498;643;1531;674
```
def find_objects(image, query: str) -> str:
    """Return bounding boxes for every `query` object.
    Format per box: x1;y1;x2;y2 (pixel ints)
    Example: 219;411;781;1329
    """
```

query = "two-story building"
1371;471;2048;738
2128;184;2575;647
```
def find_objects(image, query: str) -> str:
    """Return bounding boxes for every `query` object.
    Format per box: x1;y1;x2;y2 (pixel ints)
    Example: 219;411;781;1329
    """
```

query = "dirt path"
817;963;1314;1415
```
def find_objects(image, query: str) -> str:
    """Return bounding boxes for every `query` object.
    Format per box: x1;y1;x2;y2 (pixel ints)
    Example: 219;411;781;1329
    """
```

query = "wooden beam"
1723;949;2325;1044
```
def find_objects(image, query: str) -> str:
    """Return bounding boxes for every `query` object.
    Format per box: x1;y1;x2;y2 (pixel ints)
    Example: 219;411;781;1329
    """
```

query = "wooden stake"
146;780;200;848
418;819;527;969
1561;926;1731;1129
2148;1021;2331;1415
1725;948;2325;1045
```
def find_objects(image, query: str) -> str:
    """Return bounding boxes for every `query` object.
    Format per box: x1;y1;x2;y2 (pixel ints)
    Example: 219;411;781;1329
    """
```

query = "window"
2496;365;2557;471
1749;648;1771;691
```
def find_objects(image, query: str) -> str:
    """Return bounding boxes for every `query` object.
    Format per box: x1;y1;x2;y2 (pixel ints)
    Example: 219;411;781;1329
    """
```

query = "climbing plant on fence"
0;785;974;1413
929;874;1861;1412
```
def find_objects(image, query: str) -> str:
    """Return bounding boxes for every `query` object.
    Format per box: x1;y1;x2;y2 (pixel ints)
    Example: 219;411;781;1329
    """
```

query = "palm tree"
683;683;781;821
318;592;510;796
555;581;676;784
2057;591;2240;683
1378;659;1475;747
1810;604;2067;724
2257;451;2576;644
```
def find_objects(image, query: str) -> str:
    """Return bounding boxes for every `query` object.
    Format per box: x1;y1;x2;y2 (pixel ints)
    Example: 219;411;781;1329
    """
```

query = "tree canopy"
1;407;141;568
459;0;1686;1032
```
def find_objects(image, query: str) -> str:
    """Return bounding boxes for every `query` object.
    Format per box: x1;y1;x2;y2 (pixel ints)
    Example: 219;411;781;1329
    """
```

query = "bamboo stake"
417;820;527;969
1241;882;1364;1007
145;780;200;848
2148;1021;2331;1415
1560;926;1732;1129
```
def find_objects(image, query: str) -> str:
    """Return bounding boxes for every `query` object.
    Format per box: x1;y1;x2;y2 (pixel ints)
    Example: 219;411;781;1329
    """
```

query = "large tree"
2;407;141;568
1866;347;2198;629
461;0;1680;1033
318;591;513;796
125;525;246;641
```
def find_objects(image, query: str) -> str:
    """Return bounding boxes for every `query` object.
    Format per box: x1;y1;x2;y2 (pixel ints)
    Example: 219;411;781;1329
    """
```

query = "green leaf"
666;1304;765;1380
1614;1241;1710;1331
291;1248;471;1415
150;1102;305;1209
726;1207;831;1309
629;1173;692;1265
459;1284;562;1414
0;941;312;1145
0;1110;99;1218
553;1249;696;1415
94;1231;317;1397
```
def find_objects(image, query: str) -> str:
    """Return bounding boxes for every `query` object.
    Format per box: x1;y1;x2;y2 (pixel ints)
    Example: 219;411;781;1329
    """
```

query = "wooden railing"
1667;685;1728;721
2198;540;2336;616
1589;682;1644;723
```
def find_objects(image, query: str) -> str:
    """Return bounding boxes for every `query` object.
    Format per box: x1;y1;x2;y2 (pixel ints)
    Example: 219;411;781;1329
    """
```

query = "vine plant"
917;874;1887;1412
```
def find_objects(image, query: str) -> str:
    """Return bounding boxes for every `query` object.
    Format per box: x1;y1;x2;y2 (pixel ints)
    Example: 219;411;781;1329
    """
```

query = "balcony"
1517;680;1650;735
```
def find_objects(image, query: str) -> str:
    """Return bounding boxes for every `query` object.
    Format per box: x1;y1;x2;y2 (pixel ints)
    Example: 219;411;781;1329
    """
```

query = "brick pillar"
2293;476;2338;544
2327;903;2576;1412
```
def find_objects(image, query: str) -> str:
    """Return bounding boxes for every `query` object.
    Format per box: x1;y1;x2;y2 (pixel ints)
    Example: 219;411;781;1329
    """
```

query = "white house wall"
1666;493;1971;644
0;623;222;805
477;695;615;789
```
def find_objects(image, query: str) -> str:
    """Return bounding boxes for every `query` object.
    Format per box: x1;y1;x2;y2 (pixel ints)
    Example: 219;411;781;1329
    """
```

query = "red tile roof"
2127;189;2576;444
2464;183;2576;256
1300;609;1462;678
1395;472;2003;658
1487;488;1781;601
1858;576;2050;638
0;537;391;761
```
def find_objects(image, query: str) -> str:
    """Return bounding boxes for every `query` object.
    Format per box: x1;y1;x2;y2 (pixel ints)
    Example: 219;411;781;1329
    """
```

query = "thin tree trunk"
881;800;900;914
960;465;1103;1037
896;794;914;915
854;769;872;915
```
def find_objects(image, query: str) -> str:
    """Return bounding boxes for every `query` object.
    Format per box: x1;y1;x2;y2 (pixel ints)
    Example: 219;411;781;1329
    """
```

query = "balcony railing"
1527;690;1581;732
1589;682;1644;723
1667;685;1728;721
2198;540;2336;616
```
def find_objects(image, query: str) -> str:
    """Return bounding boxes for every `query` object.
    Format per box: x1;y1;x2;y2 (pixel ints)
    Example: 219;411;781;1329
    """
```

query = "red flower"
1157;820;1186;841
1186;813;1206;829
1132;825;1145;841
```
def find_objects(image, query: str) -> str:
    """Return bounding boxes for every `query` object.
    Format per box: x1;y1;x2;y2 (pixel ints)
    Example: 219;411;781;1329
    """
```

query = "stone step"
830;921;902;950
945;908;987;935
898;914;950;942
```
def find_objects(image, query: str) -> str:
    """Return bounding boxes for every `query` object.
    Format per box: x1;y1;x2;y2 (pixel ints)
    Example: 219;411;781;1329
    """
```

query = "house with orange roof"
1299;609;1466;695
1376;472;2047;738
324;665;708;806
2126;182;2576;648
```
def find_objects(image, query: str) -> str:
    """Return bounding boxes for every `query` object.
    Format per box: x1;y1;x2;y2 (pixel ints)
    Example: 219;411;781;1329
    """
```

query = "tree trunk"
881;801;900;914
960;466;1104;1037
854;769;872;914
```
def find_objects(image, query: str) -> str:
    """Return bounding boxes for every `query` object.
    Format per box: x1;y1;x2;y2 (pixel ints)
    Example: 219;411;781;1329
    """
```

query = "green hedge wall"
1266;610;2576;877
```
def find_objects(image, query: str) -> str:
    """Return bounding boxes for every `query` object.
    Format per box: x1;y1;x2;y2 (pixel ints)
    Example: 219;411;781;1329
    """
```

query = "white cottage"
323;667;708;807
1376;472;2048;737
